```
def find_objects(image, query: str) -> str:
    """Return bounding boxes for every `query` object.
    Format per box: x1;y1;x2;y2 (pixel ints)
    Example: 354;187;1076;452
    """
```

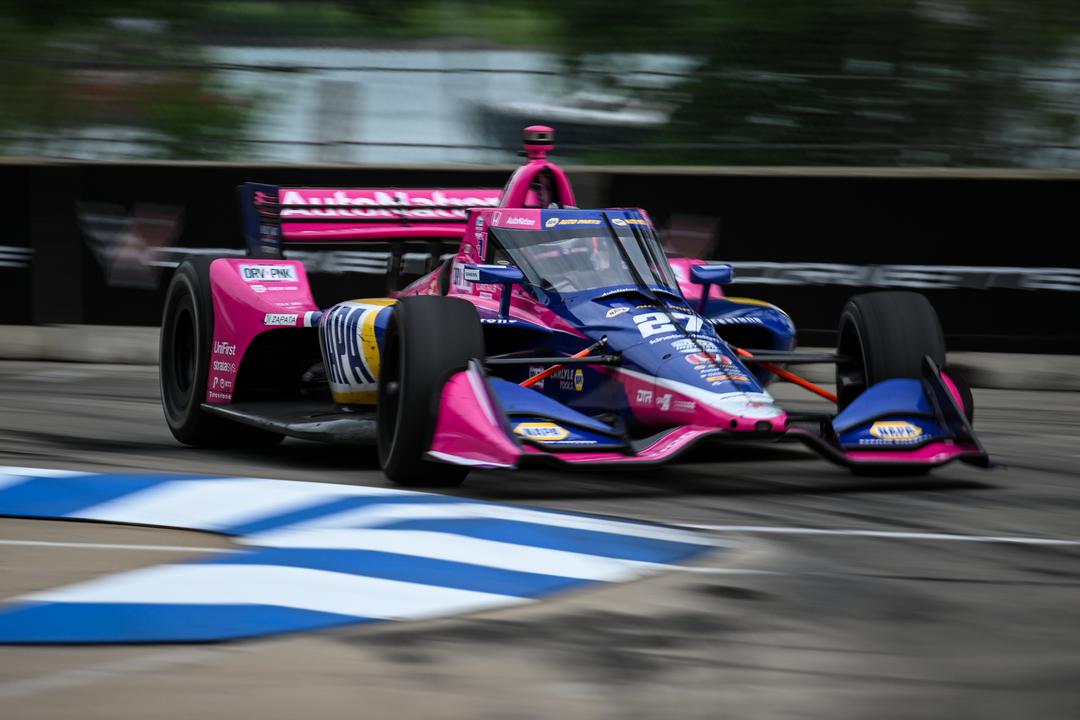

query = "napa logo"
545;216;560;228
514;422;570;442
869;421;923;441
606;306;631;319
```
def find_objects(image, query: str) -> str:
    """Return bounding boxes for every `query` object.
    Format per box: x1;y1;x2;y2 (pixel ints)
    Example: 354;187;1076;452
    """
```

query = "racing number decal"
633;312;703;338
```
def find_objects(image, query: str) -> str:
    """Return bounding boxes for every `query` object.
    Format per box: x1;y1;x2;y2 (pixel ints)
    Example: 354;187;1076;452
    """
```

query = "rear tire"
159;257;283;447
836;291;946;411
377;296;484;487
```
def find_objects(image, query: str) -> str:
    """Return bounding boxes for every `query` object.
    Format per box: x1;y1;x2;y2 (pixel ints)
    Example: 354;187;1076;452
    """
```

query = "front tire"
159;257;282;447
835;291;946;410
377;296;484;487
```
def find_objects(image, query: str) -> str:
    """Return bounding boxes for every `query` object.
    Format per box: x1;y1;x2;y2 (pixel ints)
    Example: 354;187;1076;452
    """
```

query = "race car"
159;125;989;486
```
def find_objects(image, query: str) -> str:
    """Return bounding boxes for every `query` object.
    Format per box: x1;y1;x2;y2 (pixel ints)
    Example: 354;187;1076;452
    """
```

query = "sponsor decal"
514;422;570;442
707;374;751;385
213;341;237;357
713;316;765;325
212;360;237;374
868;421;923;442
475;215;484;230
672;338;719;354
636;389;654;405
318;300;394;403
527;366;545;389
452;264;472;290
625;218;647;225
653;394;696;413
240;264;298;283
555;218;601;226
606;306;631;319
686;352;732;366
250;284;267;294
649;331;713;346
259;224;280;247
264;313;298;326
279;189;499;219
504;216;537;227
207;390;232;401
463;267;480;282
545;217;560;228
480;318;517;325
610;217;627;227
545;367;585;392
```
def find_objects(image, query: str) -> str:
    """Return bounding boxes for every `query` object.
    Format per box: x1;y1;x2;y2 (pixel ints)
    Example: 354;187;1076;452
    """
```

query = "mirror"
464;264;525;317
690;263;734;286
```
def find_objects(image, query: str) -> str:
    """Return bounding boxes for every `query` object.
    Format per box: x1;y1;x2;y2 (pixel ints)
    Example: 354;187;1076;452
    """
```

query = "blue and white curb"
0;467;714;643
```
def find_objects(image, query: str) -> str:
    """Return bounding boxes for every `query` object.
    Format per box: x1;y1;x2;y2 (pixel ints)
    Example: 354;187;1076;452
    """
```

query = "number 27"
633;312;702;338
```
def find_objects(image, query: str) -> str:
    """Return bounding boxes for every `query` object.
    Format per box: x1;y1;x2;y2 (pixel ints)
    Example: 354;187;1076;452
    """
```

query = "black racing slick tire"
377;296;485;487
836;291;946;411
159;257;283;447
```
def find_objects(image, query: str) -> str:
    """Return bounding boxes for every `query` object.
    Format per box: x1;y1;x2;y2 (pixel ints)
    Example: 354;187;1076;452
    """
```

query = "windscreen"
489;221;679;294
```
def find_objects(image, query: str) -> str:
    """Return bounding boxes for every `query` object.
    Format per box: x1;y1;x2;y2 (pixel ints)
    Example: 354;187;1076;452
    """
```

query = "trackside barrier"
2;161;1078;352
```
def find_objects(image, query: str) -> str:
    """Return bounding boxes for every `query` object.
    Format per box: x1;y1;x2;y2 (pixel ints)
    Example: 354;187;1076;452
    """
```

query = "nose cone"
648;351;788;432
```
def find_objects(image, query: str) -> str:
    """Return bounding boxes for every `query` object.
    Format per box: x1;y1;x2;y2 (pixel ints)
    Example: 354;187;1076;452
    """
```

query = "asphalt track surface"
0;360;1078;719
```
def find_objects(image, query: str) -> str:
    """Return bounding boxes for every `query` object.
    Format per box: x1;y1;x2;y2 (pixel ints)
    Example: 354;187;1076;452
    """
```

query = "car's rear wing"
240;183;502;258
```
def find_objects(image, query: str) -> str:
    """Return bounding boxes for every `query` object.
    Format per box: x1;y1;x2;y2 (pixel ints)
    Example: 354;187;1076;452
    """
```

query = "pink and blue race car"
159;126;989;486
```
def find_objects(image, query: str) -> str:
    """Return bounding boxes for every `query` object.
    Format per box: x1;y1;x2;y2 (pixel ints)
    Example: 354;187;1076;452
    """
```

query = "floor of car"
202;400;377;444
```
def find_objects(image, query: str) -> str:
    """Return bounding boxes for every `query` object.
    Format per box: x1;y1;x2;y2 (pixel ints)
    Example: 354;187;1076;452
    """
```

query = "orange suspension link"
734;347;838;403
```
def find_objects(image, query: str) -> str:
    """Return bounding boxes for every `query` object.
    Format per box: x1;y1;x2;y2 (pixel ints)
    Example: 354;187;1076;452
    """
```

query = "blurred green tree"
543;0;1080;166
0;1;249;159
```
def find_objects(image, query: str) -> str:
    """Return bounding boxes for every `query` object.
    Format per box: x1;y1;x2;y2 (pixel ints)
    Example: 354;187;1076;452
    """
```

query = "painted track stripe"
0;468;712;643
75;478;406;532
204;547;589;597
0;474;181;518
220;493;468;536
373;518;708;563
278;501;712;545
0;475;32;493
243;529;654;581
682;524;1080;546
23;564;526;620
0;603;367;644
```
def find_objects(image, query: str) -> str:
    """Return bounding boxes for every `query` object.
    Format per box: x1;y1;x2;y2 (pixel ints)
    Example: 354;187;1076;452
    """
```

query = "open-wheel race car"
160;126;989;486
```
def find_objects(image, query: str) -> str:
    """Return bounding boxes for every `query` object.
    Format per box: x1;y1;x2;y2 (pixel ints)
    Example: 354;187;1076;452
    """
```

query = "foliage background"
1;0;1078;165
